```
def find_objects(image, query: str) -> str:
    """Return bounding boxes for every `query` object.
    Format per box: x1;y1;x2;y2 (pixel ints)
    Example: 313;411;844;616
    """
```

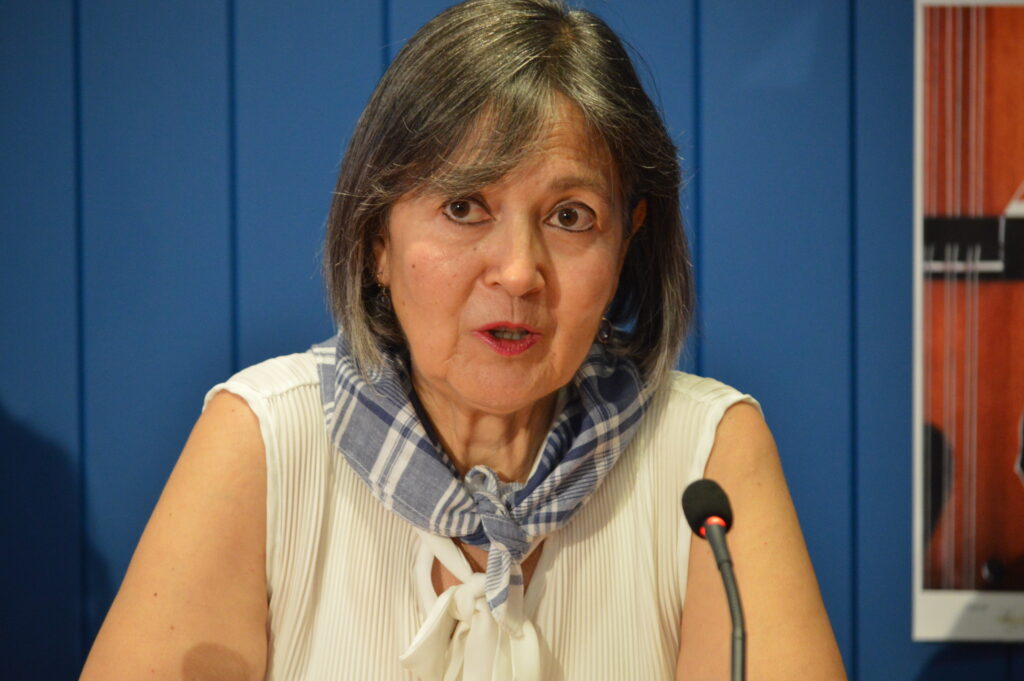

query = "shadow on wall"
0;398;111;679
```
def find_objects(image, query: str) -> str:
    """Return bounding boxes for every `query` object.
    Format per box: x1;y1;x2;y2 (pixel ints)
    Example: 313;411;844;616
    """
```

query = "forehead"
423;97;620;200
530;99;611;163
503;105;617;192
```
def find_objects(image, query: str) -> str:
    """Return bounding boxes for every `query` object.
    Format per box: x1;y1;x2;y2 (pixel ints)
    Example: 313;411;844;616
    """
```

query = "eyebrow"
548;174;612;196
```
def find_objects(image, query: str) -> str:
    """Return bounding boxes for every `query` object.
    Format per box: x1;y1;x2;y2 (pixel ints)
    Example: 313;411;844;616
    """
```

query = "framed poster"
914;0;1024;641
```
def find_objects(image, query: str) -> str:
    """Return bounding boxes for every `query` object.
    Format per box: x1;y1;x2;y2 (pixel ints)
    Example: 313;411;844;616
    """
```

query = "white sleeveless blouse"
204;351;755;681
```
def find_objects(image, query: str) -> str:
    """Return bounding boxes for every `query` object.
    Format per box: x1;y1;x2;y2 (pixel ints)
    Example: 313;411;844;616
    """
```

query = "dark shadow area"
182;642;255;681
915;642;1024;681
915;593;1024;681
923;422;952;544
0;398;111;679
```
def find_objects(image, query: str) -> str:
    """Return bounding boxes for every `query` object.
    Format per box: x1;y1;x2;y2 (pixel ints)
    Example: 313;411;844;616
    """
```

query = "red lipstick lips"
474;322;541;357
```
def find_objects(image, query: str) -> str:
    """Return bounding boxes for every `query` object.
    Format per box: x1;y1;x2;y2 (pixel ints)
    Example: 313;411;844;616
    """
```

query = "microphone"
682;479;745;681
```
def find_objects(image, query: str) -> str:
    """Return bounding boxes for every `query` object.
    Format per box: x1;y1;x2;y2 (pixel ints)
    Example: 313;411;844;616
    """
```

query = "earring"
377;285;391;311
373;270;392;311
597;317;613;344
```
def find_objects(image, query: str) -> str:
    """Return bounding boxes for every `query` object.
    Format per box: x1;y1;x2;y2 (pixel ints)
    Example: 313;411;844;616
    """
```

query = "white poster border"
912;0;1024;641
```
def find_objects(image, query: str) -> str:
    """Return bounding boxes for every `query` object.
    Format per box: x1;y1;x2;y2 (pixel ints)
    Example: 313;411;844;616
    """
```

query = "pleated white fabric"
204;351;757;681
401;530;543;681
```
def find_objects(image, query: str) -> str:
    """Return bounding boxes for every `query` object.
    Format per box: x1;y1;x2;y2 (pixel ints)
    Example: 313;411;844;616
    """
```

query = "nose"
484;215;546;298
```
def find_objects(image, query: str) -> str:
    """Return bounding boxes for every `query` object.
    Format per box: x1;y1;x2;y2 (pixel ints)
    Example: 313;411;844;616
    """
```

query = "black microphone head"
681;478;733;536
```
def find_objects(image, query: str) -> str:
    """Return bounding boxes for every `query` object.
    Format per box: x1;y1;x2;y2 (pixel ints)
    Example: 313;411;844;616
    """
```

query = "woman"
81;1;846;679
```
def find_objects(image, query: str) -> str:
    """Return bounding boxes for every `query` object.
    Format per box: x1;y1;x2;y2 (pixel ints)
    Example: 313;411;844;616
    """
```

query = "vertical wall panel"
234;0;382;367
0;2;82;677
698;0;855;666
851;0;920;674
79;0;233;640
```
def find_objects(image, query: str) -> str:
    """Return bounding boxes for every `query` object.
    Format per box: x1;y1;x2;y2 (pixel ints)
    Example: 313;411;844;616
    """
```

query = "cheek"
393;242;467;302
549;256;622;360
388;242;475;362
561;253;621;314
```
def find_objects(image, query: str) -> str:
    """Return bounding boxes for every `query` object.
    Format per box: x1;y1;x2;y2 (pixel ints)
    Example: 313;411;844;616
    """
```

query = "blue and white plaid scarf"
313;332;649;631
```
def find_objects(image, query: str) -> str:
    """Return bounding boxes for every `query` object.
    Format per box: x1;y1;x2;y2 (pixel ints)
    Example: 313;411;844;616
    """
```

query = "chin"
458;375;559;415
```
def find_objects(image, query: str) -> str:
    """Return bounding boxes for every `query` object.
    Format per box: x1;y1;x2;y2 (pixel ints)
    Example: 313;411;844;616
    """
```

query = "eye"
545;203;596;232
441;197;490;224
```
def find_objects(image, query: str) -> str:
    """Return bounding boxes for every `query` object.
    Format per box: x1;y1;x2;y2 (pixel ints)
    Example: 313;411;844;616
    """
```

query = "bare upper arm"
676;402;847;681
80;390;268;681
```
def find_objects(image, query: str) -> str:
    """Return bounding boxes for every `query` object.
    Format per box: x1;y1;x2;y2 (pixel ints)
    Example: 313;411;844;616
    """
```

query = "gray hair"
324;0;692;384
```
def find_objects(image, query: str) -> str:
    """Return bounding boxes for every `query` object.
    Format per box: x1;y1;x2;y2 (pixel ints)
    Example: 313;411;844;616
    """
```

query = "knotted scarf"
313;332;648;674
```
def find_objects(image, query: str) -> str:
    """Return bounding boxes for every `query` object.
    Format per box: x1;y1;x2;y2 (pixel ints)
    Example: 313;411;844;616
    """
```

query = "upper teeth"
492;329;527;340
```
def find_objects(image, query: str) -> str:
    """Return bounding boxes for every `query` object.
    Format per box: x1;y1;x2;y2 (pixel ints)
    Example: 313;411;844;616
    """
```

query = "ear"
629;198;647;237
372;233;390;287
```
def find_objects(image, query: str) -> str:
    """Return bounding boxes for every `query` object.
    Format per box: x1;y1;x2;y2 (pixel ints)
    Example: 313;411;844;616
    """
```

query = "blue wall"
1;1;1022;678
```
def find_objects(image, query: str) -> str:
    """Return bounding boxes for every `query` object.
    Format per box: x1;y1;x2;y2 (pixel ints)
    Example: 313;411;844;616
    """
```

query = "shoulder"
202;351;323;446
613;371;764;534
651;372;775;504
202;347;332;486
658;370;760;414
706;398;774;480
205;350;320;406
635;371;761;464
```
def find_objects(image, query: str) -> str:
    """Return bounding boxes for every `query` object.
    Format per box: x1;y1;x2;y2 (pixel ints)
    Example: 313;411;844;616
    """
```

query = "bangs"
401;84;613;202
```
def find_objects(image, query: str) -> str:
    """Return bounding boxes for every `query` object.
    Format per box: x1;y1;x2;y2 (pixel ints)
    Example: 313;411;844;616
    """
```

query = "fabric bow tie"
401;532;541;681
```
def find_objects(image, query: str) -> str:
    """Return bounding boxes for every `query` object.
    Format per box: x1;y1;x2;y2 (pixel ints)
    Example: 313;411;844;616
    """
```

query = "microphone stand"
704;521;745;681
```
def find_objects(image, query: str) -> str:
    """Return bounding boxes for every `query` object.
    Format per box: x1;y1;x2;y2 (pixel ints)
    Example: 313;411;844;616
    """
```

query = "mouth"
487;327;530;341
475;323;541;356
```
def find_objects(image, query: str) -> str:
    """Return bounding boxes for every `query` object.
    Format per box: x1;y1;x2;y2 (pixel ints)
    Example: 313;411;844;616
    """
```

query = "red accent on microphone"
698;516;728;538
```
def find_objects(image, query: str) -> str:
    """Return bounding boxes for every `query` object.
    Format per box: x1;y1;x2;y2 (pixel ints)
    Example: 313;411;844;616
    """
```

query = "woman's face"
376;102;644;417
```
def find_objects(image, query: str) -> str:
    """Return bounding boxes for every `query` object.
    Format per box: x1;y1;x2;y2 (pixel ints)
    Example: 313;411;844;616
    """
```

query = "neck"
413;386;558;483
